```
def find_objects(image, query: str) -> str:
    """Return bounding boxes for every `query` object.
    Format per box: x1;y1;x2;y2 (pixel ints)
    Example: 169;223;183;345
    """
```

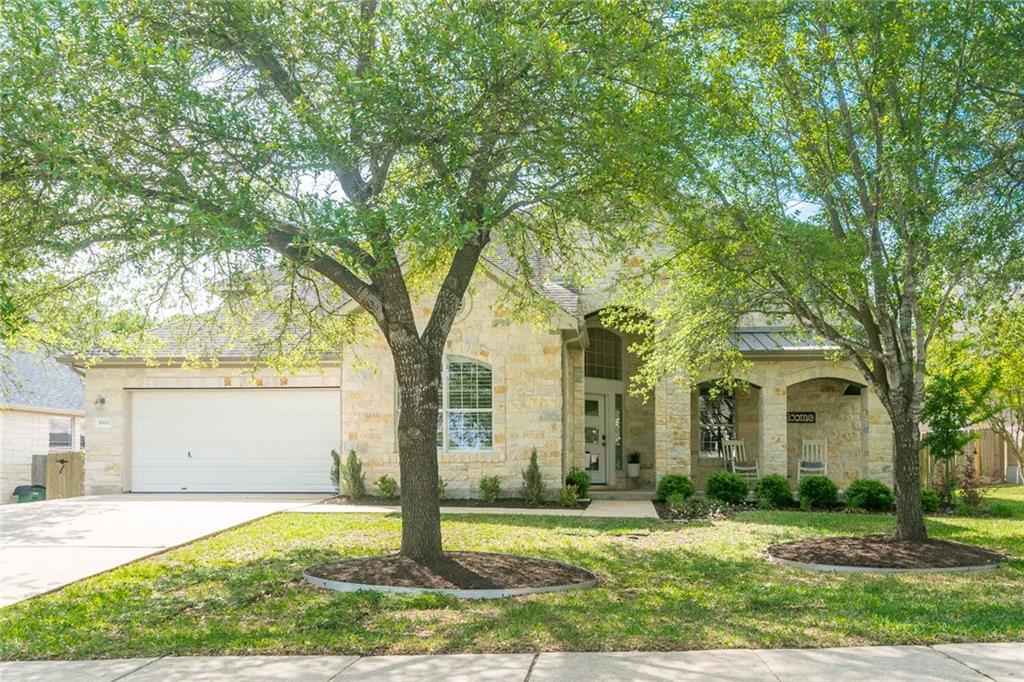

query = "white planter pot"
627;462;640;478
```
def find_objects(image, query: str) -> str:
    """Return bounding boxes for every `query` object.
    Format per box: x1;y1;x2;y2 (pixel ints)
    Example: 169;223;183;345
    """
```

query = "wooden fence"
920;428;1009;486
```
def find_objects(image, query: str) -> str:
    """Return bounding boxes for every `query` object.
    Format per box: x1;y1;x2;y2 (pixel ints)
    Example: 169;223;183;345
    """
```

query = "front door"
584;393;607;484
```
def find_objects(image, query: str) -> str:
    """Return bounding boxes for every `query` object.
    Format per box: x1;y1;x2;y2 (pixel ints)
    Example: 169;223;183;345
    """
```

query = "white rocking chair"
798;439;828;482
723;439;759;484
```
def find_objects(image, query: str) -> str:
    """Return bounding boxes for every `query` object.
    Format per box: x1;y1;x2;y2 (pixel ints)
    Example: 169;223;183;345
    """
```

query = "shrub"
754;474;793;508
520;449;545;505
375;474;398;498
556;484;579;508
329;449;341;493
798;475;838;510
920;488;941;513
958;457;986;510
666;496;730;520
845;478;894;511
986;501;1016;518
706;471;749;505
479;475;502;503
565;467;590;499
437;476;448;501
656;474;695;501
665;492;687;511
340;450;366;500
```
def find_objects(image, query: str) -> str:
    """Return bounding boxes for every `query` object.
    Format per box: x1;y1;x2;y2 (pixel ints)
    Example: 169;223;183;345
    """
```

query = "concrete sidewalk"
293;499;660;519
2;644;1020;681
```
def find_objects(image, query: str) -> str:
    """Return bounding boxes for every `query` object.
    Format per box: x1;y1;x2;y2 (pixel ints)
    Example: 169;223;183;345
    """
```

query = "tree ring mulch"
304;551;596;599
767;535;1004;574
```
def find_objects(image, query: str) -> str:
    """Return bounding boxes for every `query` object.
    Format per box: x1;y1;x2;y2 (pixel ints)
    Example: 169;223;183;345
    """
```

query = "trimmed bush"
437;476;448;501
798;475;838;509
479;475;502;503
665;492;687;511
845;478;894;511
375;474;398;498
706;471;749;505
556;484;580;508
656;474;695;501
565;467;590;499
755;474;793;508
520;449;546;505
340;450;366;500
920;487;940;513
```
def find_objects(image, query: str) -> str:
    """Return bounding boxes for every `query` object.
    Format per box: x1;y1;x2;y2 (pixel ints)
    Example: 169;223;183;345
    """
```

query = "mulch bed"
306;551;595;590
321;495;590;510
768;535;1004;569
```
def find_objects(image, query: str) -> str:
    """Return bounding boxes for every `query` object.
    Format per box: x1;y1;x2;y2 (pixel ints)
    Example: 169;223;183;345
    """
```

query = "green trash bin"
12;485;46;503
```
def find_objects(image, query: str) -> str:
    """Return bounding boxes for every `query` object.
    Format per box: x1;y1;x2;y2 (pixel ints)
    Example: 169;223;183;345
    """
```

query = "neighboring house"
69;254;896;498
1;348;86;503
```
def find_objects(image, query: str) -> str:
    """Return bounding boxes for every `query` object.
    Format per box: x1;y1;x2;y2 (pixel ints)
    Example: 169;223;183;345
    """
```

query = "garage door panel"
131;389;340;493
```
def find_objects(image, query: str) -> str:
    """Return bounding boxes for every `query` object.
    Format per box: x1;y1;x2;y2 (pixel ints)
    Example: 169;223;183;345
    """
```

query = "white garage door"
131;388;340;493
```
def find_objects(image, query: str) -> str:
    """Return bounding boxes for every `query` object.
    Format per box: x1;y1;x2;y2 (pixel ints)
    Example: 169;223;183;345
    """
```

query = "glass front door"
585;393;607;484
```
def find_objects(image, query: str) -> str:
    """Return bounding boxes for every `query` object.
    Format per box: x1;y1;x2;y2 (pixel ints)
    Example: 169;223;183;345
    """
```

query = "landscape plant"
341;450;366;501
520;449;546;506
329;449;342;494
656;474;695;502
845;479;894;512
705;471;749;505
755;474;793;509
375;474;398;499
799;476;839;510
920;488;941;514
478;476;502;504
565;467;590;500
556;484;579;509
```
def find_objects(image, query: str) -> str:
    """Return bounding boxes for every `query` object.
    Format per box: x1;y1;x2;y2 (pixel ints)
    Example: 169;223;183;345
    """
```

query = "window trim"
698;384;737;458
48;416;74;451
438;356;494;453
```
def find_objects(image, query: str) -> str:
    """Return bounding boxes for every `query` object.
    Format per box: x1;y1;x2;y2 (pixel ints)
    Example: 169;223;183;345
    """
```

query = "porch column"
759;379;788;478
862;389;894;485
655;376;690;479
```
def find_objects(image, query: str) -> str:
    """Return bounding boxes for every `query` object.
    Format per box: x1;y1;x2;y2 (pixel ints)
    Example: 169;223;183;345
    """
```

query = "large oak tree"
0;0;689;561
615;0;1024;540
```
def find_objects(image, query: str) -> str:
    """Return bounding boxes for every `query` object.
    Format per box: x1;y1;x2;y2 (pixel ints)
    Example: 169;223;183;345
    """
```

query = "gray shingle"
0;347;85;412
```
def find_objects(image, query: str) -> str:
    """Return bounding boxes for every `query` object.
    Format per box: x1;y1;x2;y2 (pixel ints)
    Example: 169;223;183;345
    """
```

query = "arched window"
585;328;622;380
438;357;493;451
698;382;736;457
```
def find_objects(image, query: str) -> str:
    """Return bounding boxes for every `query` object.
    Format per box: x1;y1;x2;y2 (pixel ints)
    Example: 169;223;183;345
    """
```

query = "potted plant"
627;452;641;478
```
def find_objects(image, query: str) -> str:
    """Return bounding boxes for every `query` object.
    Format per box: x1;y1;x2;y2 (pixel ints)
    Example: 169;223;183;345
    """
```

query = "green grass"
2;487;1022;659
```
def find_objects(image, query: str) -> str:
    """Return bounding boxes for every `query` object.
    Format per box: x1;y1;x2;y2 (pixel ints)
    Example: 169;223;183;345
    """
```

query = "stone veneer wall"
82;366;340;495
786;378;863;487
342;269;565;499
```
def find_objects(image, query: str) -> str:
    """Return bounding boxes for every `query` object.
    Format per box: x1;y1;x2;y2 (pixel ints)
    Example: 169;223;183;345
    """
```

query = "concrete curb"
303;554;597;600
767;554;1001;574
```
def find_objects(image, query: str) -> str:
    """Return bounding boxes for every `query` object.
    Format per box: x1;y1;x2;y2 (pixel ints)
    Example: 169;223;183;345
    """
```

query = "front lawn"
2;487;1022;659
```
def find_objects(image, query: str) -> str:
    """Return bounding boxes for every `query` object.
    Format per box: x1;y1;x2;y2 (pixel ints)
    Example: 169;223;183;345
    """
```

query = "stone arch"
784;363;867;389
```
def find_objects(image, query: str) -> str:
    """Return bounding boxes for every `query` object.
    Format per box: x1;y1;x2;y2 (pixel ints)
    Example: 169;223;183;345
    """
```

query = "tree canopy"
0;0;693;560
611;0;1024;540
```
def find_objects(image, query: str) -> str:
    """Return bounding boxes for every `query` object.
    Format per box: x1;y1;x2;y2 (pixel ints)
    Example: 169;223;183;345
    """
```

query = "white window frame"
48;416;74;451
438;356;493;453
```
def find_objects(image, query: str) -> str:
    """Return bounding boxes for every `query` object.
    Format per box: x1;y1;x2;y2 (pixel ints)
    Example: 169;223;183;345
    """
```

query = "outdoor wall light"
94;396;106;407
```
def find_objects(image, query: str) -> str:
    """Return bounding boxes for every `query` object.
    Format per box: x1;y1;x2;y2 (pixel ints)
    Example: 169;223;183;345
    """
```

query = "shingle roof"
0;347;85;412
731;327;839;353
482;246;579;314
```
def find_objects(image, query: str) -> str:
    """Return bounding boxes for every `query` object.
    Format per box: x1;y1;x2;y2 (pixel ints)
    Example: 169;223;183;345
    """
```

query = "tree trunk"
890;412;928;541
394;353;444;563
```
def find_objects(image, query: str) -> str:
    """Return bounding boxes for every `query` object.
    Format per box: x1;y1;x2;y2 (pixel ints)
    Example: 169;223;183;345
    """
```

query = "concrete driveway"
0;494;321;607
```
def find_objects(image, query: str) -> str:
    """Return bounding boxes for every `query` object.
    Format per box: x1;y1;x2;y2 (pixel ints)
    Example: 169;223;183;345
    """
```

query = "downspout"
561;323;587;481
